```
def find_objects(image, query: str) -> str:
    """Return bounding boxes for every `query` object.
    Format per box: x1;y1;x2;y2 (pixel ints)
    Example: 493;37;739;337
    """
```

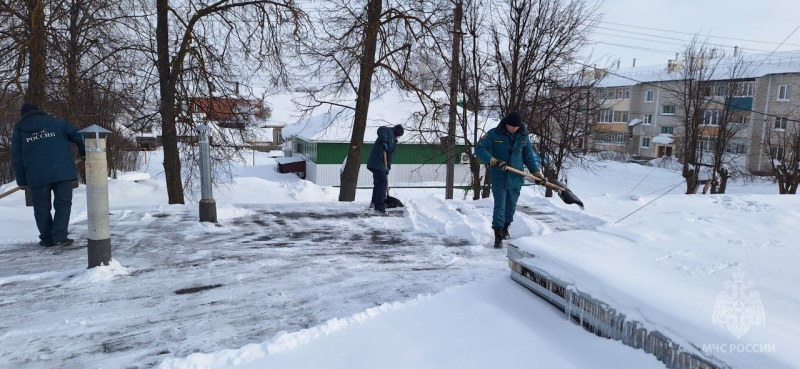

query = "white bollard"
79;125;112;268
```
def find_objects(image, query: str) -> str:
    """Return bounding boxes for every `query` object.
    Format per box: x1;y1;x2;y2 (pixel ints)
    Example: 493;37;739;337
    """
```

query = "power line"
593;26;775;54
601;21;800;48
755;24;800;70
586;41;676;55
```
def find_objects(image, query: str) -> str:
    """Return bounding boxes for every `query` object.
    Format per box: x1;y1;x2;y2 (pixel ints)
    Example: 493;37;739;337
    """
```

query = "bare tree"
670;38;754;194
154;0;305;204
297;0;450;202
534;69;601;196
762;108;800;194
459;0;492;200
670;37;722;194
489;0;599;198
490;0;600;117
704;74;753;194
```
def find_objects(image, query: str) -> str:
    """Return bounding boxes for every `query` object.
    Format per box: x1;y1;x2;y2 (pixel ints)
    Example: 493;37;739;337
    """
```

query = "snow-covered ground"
0;151;796;369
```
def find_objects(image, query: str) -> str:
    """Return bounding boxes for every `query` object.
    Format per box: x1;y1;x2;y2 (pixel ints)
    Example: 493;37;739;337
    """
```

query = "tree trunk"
156;0;185;204
67;0;79;125
482;167;491;198
445;1;462;200
338;0;382;202
470;157;481;200
25;0;46;105
718;169;729;194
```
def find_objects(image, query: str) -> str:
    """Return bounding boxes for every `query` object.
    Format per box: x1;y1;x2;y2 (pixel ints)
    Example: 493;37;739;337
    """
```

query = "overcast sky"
586;0;800;68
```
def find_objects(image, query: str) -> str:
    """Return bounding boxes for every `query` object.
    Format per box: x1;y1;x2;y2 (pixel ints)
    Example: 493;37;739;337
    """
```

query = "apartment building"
588;52;800;174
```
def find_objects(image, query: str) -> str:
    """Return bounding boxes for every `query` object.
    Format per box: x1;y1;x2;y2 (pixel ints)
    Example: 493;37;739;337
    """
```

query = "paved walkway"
0;201;586;368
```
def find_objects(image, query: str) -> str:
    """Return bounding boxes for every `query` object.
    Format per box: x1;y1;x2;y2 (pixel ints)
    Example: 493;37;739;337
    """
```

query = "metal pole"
82;127;112;268
197;125;217;222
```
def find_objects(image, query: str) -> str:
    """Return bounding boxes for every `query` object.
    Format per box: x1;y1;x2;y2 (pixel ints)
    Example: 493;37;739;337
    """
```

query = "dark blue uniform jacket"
366;126;397;172
475;121;541;188
12;110;86;188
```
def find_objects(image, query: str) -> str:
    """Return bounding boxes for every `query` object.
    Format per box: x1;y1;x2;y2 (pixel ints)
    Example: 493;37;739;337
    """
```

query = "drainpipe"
654;82;662;156
758;75;772;172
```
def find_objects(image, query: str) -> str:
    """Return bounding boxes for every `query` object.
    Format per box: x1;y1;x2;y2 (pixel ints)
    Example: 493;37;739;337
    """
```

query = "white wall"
309;163;477;187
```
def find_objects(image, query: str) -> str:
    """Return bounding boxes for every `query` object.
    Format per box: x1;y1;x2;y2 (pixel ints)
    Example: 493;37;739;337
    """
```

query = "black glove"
490;158;508;171
533;171;547;184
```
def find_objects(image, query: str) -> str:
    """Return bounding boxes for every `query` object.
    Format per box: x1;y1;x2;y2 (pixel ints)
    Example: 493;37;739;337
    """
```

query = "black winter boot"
502;223;511;240
493;228;503;248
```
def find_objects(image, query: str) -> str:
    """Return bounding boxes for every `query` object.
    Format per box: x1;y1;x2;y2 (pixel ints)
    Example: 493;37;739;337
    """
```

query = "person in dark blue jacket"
366;124;404;214
12;103;86;247
475;112;543;248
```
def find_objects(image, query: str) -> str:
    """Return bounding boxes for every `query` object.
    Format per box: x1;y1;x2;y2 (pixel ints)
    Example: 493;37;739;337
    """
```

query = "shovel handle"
383;151;390;195
0;158;84;200
503;166;567;192
0;186;21;200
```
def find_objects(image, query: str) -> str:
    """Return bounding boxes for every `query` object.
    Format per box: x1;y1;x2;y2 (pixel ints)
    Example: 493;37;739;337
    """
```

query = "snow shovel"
384;152;404;208
0;186;21;200
504;166;585;209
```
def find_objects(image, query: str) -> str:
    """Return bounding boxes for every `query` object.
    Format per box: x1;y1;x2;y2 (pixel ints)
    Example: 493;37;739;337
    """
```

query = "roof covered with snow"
597;50;800;87
281;89;500;144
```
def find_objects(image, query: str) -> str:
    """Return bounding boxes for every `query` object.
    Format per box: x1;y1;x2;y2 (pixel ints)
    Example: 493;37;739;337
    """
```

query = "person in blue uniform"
476;112;544;248
12;103;86;247
366;124;404;214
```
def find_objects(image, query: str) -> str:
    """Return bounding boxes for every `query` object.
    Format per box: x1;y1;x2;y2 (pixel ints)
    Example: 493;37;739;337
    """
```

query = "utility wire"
601;21;800;48
615;180;684;224
625;165;658;196
593;26;777;54
753;24;800;70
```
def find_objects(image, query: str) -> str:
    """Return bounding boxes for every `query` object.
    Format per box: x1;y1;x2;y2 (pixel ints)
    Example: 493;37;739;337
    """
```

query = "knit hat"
393;124;404;137
20;102;39;115
501;112;522;127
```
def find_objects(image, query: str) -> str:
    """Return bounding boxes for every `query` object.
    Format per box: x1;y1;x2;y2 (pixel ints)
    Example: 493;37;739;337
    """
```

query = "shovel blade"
548;179;585;209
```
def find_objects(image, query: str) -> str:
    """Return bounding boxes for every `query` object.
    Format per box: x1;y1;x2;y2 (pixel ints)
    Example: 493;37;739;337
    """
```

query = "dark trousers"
490;181;521;229
30;180;73;242
369;169;388;212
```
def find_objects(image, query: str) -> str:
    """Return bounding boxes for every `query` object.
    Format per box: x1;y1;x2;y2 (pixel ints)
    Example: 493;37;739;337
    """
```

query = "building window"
774;116;788;130
734;81;754;97
615;88;630;100
599;109;613;123
613;111;629;123
662;105;676;115
643;114;653;124
661;126;674;134
735;115;750;125
641;137;650;148
704;84;720;97
702;110;722;125
726;138;748;154
771;147;784;161
595;131;626;144
699;136;715;152
645;90;654;102
778;85;791;101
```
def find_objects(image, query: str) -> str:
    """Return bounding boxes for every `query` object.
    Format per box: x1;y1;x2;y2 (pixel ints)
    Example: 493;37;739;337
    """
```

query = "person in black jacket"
12;103;86;247
366;124;404;214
